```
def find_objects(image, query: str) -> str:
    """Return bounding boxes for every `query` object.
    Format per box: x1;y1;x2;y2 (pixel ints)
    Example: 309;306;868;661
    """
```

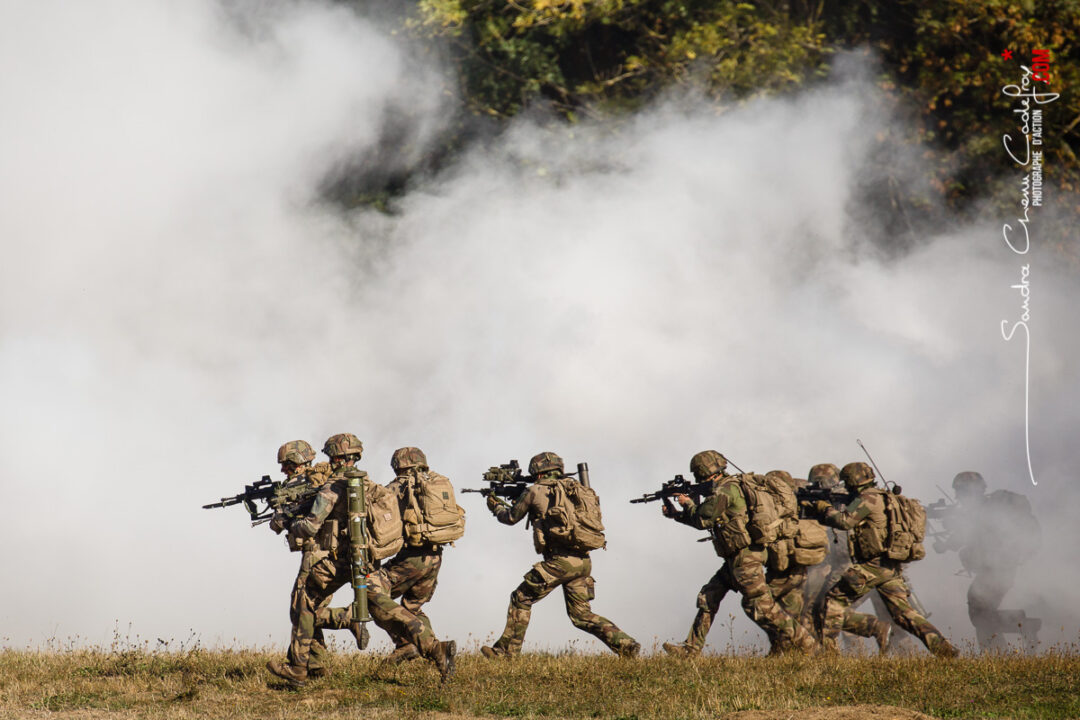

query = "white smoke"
0;0;1076;655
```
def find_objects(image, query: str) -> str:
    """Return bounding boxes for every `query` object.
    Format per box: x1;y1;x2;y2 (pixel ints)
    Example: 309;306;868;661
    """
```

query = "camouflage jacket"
494;477;581;557
290;466;376;558
819;487;888;563
678;476;752;558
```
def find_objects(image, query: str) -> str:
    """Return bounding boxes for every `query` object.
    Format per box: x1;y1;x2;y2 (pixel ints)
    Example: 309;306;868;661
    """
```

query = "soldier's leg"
491;559;564;655
876;571;957;657
767;565;809;652
366;569;455;679
819;564;876;651
677;566;731;653
561;557;638;656
968;570;1013;650
731;549;816;653
383;551;442;650
283;556;348;677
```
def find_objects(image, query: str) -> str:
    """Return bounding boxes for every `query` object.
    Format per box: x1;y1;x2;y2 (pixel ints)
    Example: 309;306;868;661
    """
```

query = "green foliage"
395;0;1079;227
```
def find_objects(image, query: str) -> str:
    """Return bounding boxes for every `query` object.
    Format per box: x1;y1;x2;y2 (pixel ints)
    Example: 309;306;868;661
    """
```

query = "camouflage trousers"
684;547;816;653
382;547;443;650
287;550;441;669
819;558;950;653
968;567;1023;649
493;553;637;655
764;564;811;652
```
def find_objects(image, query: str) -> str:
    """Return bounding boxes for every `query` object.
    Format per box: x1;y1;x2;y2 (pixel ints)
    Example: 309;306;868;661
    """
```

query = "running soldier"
933;471;1041;651
266;440;336;679
661;451;818;656
380;447;465;665
804;462;958;657
481;452;640;658
266;433;456;687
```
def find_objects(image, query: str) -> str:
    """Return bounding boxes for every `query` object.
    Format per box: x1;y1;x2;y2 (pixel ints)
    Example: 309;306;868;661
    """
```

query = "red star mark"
1001;49;1013;60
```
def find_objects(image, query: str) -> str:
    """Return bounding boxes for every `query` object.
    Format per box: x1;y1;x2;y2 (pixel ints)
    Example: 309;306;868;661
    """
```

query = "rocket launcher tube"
346;476;371;647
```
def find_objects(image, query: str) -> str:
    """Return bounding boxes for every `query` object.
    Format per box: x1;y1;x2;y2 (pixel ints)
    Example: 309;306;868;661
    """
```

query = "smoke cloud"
0;0;1075;654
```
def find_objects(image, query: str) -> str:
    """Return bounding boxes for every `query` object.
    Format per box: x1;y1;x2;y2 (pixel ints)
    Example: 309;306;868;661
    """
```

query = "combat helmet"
391;447;428;473
839;462;875;491
278;440;316;466
952;471;986;495
322;433;364;459
529;452;564;477
690;450;727;481
808;463;841;489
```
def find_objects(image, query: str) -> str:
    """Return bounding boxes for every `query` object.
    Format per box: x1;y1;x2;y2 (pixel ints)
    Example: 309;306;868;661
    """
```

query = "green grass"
0;647;1077;719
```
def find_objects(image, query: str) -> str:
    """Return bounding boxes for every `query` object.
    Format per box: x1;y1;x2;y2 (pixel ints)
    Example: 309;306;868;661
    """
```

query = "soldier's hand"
486;494;501;513
269;513;288;534
675;493;693;508
813;500;833;515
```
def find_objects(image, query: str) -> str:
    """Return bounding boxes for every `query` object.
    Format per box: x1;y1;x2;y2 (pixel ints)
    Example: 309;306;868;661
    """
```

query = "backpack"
883;491;927;562
361;477;405;561
791;518;829;566
401;471;466;546
542;477;606;552
738;474;782;546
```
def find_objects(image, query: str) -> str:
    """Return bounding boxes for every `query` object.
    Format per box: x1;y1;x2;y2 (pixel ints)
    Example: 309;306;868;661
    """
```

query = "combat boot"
872;619;893;655
662;641;700;657
382;644;421;666
481;645;512;659
616;640;641;658
433;640;457;682
930;637;960;658
266;660;307;688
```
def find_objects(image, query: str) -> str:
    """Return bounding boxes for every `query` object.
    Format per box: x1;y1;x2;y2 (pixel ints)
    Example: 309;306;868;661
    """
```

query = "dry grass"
1;645;1078;719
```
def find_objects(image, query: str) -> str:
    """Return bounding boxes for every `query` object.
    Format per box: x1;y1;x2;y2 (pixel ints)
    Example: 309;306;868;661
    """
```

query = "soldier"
266;433;456;687
801;463;914;654
805;462;958;657
266;440;336;679
935;471;1041;651
661;451;818;656
480;452;640;659
380;447;465;665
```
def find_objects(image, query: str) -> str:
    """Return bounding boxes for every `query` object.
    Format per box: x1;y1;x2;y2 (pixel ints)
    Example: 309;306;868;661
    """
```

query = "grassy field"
1;645;1078;720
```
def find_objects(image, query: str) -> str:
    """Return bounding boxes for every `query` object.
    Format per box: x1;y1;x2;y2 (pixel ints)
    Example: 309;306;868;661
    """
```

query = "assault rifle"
202;473;321;526
795;483;852;517
926;490;959;553
463;459;592;504
462;460;534;503
629;474;713;506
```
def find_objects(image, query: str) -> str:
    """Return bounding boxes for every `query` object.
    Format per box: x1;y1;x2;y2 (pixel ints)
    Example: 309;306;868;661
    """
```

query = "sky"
0;0;1076;655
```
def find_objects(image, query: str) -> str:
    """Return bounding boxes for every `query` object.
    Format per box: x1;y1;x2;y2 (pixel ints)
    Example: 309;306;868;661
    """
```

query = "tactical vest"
401;471;466;547
540;477;606;553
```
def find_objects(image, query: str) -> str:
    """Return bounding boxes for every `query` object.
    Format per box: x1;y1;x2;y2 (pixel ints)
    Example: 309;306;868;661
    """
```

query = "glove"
486;494;501;513
269;513;288;534
674;493;694;509
813;500;833;515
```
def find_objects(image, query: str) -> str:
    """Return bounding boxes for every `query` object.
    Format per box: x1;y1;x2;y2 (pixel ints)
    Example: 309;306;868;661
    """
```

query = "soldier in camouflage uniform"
266;440;337;679
935;471;1041;651
266;434;456;687
380;447;450;665
804;462;958;657
481;452;640;659
662;452;818;656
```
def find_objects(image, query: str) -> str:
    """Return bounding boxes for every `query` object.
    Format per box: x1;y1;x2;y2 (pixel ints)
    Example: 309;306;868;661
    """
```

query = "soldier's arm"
289;483;339;538
494;487;534;526
821;495;872;530
685;487;733;531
